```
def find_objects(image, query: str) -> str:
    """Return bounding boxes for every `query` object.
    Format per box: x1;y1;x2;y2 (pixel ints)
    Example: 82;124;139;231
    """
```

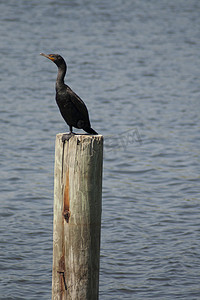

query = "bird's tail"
85;127;98;135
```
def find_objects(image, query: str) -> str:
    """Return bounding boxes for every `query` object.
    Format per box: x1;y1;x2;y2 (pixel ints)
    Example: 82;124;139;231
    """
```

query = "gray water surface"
0;1;200;299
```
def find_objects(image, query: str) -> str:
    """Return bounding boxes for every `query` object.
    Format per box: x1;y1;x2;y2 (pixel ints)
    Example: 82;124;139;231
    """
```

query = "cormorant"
40;53;98;140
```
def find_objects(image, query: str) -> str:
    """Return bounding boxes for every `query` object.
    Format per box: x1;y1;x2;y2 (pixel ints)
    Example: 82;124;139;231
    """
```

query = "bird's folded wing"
68;87;90;121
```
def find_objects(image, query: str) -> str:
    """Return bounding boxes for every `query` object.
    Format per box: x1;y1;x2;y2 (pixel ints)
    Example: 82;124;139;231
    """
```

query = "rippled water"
0;1;200;299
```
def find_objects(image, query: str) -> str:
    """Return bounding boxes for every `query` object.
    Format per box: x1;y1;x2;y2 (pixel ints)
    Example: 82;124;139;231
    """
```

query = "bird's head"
40;53;66;68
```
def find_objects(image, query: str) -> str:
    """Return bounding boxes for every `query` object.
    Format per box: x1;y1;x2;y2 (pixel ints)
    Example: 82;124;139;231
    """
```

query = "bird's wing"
67;86;90;122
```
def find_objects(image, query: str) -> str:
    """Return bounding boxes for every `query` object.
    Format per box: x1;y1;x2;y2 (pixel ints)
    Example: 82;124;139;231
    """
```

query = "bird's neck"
56;63;67;89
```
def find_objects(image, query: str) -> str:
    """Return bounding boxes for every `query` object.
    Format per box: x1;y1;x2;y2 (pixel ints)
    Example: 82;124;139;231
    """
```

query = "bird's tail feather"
84;127;98;135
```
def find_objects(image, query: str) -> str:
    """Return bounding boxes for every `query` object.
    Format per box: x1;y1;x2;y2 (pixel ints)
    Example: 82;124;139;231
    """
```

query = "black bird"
40;53;98;140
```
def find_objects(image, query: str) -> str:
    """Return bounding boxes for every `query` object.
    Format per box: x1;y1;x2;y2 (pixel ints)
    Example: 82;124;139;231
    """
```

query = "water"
0;0;200;299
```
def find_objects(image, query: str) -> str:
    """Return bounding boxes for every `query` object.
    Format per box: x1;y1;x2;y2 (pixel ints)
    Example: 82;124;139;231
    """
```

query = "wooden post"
52;134;103;300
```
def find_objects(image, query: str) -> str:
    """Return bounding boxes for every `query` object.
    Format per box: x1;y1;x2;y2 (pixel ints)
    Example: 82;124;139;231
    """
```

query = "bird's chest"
56;92;74;115
56;91;69;106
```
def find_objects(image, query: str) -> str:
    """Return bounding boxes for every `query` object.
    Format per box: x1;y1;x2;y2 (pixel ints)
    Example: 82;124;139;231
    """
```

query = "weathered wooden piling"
52;133;103;300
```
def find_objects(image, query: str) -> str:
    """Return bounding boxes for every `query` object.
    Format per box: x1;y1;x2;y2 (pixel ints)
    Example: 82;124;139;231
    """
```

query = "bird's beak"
40;53;55;61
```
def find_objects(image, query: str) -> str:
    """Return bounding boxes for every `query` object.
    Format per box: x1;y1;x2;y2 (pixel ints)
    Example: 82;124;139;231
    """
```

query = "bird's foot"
62;132;75;142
